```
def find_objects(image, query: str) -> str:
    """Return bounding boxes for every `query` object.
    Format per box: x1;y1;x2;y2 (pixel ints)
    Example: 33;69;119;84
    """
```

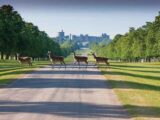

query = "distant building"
56;30;110;44
70;33;110;42
58;30;65;43
102;33;110;40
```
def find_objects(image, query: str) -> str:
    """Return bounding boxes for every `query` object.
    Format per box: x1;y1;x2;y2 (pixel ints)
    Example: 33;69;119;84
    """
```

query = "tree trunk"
1;52;4;60
5;53;10;60
15;54;17;60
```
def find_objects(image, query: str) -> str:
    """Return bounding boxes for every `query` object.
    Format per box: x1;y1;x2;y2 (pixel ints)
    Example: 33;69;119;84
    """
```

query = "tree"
0;5;24;59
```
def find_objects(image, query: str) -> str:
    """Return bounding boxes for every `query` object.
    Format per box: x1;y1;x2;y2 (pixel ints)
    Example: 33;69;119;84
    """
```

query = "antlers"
73;52;88;68
17;53;32;66
48;51;66;69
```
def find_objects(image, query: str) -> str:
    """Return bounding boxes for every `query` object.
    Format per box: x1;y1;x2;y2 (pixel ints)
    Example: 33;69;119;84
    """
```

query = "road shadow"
0;101;130;119
7;77;160;91
31;70;101;75
8;78;110;89
49;64;97;69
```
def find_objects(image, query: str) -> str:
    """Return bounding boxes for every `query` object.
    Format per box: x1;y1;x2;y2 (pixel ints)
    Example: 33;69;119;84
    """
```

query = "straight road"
0;64;131;120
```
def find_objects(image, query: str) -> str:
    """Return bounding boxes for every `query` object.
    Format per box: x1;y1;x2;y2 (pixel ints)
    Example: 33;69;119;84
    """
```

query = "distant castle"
57;30;110;43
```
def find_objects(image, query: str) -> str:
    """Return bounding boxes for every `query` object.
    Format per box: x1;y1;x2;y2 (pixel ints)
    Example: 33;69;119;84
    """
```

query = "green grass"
0;60;50;86
64;48;94;63
0;49;93;86
100;62;160;120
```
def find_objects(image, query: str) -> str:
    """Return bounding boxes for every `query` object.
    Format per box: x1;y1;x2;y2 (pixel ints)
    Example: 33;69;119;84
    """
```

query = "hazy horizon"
0;0;160;38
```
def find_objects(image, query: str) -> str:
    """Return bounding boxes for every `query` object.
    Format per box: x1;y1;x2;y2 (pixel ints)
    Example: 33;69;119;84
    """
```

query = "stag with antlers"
17;53;32;67
73;52;88;68
48;51;66;69
92;53;109;67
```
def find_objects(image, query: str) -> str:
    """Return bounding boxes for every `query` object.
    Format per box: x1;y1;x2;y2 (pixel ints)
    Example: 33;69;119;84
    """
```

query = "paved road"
0;64;131;120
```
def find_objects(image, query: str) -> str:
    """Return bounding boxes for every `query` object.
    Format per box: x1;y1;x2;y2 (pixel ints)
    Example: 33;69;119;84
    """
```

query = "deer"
48;51;66;69
17;53;32;67
73;52;88;68
92;53;109;67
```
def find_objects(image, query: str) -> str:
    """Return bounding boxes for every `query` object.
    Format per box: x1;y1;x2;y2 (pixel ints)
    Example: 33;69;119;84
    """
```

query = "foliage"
0;60;50;85
90;12;160;62
101;62;160;120
0;5;61;60
61;40;80;56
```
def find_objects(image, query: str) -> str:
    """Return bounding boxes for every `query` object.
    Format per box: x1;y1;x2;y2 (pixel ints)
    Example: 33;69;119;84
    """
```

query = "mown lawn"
0;60;50;86
0;49;92;86
64;48;94;63
100;62;160;120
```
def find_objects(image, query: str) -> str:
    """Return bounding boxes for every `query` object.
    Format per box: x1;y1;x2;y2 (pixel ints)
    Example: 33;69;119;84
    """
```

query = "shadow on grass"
111;66;160;74
107;80;160;91
111;64;160;69
102;70;160;81
0;67;22;72
0;68;34;76
124;104;160;118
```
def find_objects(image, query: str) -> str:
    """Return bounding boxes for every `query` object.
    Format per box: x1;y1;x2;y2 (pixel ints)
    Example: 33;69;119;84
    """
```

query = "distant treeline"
0;5;79;60
61;40;80;57
90;12;160;62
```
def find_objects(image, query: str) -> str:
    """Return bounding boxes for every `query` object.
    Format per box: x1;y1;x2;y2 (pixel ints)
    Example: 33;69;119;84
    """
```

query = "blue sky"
0;0;160;38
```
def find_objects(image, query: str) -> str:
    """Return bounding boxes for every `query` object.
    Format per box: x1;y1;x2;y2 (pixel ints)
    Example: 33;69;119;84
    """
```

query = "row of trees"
60;40;80;57
90;12;160;62
0;5;62;60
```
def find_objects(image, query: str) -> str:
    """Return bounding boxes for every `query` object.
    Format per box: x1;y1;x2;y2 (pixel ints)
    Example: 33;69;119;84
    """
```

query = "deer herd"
17;51;109;69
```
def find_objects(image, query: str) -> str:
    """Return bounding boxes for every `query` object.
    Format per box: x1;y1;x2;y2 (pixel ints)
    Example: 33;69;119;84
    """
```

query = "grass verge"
0;60;50;86
100;62;160;120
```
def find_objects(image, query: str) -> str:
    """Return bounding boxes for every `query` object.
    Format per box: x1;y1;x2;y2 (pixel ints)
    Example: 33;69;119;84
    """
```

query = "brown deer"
73;52;88;68
92;53;109;67
17;53;32;66
48;51;66;69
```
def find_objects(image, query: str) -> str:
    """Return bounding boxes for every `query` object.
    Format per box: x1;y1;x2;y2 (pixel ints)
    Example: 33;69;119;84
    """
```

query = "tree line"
60;40;80;57
90;12;160;62
0;5;79;60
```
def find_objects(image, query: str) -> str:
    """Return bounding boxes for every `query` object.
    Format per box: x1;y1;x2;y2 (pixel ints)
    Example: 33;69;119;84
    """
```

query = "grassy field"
0;49;92;86
100;62;160;120
64;48;94;63
1;49;160;120
0;60;50;86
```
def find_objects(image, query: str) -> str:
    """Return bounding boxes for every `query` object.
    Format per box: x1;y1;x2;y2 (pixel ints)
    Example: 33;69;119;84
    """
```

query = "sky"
0;0;160;38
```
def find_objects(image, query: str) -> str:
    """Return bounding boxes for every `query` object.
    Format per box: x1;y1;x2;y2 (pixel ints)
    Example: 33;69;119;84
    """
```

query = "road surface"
0;64;131;120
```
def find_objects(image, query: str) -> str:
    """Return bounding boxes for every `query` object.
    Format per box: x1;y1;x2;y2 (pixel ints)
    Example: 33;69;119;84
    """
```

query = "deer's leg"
20;63;22;68
59;61;62;69
94;60;97;68
97;61;100;68
63;61;66;69
95;60;97;66
29;62;31;67
85;61;88;69
52;61;55;69
30;62;32;66
105;61;109;68
78;61;80;69
72;61;77;69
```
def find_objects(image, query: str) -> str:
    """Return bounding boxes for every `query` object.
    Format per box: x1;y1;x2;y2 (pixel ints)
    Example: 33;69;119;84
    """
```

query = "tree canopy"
90;12;160;62
0;5;61;60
